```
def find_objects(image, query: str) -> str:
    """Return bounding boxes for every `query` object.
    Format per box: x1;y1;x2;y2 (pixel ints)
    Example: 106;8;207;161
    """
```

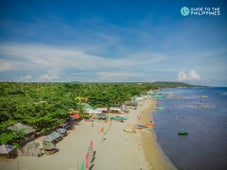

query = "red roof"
71;114;80;119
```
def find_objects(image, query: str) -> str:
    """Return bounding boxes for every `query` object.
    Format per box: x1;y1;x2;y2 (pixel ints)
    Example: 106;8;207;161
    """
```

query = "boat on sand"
123;128;136;134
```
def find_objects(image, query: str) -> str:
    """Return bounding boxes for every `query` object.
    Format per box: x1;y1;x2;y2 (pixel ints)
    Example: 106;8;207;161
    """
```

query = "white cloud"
178;70;201;81
38;74;59;82
0;43;166;82
178;71;188;80
188;70;201;80
97;72;140;82
24;75;33;80
0;62;12;72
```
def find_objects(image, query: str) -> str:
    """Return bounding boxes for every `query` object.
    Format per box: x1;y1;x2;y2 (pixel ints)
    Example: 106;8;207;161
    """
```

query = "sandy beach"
0;98;176;170
139;99;176;170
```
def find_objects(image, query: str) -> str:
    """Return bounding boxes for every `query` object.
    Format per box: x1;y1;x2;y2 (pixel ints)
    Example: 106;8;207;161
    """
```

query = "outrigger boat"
178;131;188;135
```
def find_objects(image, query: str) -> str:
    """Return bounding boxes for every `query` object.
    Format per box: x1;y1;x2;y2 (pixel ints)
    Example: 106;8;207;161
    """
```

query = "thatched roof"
56;128;67;134
0;145;16;154
7;123;36;135
42;131;61;143
124;101;137;106
42;135;55;143
43;143;56;150
50;132;61;139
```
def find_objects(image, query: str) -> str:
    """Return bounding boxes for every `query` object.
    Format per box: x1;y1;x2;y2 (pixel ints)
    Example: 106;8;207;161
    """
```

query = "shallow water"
153;87;227;170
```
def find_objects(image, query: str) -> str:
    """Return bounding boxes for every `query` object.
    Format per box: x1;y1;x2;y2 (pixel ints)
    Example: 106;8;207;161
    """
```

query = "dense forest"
0;82;157;145
0;81;197;145
151;81;206;88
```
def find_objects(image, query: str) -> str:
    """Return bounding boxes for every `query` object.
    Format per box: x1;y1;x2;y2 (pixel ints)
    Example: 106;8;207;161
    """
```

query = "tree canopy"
0;82;157;145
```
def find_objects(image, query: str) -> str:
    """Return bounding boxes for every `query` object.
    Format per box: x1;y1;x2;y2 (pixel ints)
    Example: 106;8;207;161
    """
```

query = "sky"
0;0;227;86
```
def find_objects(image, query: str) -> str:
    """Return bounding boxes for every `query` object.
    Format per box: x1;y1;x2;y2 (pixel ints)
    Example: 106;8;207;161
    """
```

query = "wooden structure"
0;144;17;158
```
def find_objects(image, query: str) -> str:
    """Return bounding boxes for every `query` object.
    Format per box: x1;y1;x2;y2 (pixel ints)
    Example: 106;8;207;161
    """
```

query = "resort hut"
19;142;41;157
0;144;17;158
7;123;36;145
85;108;95;114
96;107;109;113
42;135;56;145
122;107;129;113
125;101;137;106
109;107;121;114
49;132;62;142
56;128;67;137
70;113;81;120
124;101;137;110
81;103;94;110
60;118;74;130
43;143;57;155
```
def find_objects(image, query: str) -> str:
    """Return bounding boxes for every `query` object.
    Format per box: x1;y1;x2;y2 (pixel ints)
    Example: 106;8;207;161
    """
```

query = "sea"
152;87;227;170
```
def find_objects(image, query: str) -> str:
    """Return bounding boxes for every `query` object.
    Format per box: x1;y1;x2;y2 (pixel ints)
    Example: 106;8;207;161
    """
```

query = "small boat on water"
154;106;164;110
178;131;188;135
201;95;208;99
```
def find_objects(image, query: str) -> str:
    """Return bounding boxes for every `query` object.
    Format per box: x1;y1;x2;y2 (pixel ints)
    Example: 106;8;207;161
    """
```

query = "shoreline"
0;98;176;170
139;98;176;170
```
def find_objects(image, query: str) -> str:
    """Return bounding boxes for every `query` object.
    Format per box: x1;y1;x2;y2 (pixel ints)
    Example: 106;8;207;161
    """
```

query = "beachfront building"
109;107;121;114
0;144;17;158
7;123;36;145
124;101;137;110
43;143;57;155
56;128;67;137
42;131;62;145
96;107;109;113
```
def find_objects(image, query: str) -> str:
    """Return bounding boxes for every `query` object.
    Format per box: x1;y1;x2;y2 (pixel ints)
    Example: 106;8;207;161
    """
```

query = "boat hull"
178;132;188;135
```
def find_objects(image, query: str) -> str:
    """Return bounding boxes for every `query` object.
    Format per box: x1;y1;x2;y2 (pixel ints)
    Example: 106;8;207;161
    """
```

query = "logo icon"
181;7;190;16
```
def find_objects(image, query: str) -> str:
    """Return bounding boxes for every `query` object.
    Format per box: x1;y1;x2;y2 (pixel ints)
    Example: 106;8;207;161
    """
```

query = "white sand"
0;98;175;170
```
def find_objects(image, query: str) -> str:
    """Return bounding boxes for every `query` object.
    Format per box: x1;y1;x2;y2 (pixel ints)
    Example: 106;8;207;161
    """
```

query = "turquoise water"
153;87;227;170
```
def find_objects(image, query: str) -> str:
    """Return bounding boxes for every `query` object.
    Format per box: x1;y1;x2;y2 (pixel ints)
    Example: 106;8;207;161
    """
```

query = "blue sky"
0;0;226;86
